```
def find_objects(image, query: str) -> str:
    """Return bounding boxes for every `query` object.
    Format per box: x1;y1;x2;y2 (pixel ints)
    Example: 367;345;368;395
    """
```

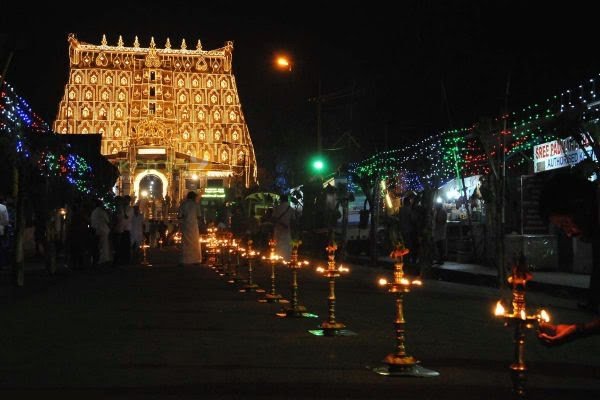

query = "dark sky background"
2;2;599;171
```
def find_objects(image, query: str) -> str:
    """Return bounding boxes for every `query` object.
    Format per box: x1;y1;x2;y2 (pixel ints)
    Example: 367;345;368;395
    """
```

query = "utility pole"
317;80;322;155
500;73;511;287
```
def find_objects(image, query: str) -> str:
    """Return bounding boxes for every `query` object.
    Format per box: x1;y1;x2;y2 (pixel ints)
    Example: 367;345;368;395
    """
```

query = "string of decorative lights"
1;80;115;205
352;72;600;192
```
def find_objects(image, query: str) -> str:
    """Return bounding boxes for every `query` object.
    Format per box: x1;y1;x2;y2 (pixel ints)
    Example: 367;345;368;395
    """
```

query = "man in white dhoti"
130;205;145;264
272;194;293;260
90;199;111;266
178;191;202;265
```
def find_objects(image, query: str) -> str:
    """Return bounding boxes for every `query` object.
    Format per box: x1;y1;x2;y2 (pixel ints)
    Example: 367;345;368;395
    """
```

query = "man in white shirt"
0;195;10;267
114;195;133;265
0;196;8;237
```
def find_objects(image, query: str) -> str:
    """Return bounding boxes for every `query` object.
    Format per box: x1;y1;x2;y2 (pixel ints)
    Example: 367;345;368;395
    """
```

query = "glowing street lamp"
275;55;292;71
274;52;322;154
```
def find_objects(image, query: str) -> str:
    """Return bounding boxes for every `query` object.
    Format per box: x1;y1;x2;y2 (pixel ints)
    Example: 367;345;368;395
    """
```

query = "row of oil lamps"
151;227;551;397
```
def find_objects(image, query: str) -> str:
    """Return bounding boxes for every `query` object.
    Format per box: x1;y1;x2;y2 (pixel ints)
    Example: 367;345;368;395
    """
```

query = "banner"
533;137;595;173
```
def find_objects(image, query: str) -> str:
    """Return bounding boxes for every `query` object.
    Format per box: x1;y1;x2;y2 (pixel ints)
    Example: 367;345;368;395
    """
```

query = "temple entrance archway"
134;169;169;200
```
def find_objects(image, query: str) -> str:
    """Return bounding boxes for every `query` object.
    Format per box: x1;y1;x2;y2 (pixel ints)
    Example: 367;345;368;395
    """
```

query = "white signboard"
533;137;595;173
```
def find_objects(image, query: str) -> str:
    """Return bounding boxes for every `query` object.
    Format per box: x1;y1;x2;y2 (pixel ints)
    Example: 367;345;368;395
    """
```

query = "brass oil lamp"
258;238;284;303
277;240;316;318
226;238;242;284
309;243;353;336
373;244;438;377
140;240;152;267
493;255;551;398
239;240;262;293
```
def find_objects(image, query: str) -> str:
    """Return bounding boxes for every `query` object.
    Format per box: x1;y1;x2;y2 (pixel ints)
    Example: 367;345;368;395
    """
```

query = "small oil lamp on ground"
199;234;210;264
205;227;219;268
277;240;316;318
493;255;551;398
258;238;284;303
239;240;262;293
373;244;438;377
214;237;227;275
309;242;353;336
218;234;234;280
226;238;242;284
140;240;152;267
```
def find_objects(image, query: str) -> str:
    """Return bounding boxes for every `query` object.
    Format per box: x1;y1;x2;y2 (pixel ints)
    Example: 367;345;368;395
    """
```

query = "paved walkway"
2;251;592;302
348;255;591;295
0;246;598;399
436;261;589;288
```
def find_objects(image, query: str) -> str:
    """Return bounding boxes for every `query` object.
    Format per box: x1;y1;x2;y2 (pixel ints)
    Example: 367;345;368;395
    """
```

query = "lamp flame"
378;278;388;286
520;310;526;320
400;278;410;285
539;309;550;323
494;301;505;316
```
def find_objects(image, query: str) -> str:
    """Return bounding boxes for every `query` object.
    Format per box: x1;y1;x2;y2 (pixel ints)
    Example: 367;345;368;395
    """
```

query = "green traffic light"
309;156;326;174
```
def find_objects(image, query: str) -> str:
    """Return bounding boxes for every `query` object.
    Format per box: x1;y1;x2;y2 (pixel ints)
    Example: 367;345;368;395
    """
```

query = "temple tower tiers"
54;33;258;203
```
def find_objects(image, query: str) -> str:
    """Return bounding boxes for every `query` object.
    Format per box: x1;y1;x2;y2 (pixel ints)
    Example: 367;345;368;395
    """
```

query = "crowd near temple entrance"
136;172;167;219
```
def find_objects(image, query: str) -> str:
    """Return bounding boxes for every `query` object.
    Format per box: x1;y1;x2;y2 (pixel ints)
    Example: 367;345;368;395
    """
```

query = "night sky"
2;2;599;169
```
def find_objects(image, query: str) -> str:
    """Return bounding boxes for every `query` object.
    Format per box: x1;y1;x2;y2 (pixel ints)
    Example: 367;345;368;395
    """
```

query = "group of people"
176;191;295;267
86;195;146;267
396;194;447;265
30;195;181;270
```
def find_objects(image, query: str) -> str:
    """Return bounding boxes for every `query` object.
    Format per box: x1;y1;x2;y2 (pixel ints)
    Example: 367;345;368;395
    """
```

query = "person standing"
66;201;90;270
432;202;448;265
230;206;247;240
114;195;133;265
0;195;9;267
178;191;202;265
398;196;415;258
90;199;111;266
130;205;145;264
271;194;293;260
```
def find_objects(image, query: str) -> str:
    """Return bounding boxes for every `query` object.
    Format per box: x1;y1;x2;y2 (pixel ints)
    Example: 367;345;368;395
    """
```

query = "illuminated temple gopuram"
53;34;257;203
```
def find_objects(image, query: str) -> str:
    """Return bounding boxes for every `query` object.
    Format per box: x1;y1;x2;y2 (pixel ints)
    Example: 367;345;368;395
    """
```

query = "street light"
274;53;322;155
275;55;292;71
